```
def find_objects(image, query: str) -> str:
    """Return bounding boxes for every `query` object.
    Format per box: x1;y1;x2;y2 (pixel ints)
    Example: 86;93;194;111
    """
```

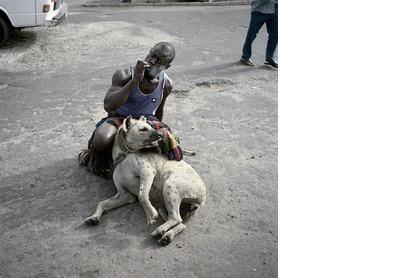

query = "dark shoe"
264;60;278;68
240;58;254;66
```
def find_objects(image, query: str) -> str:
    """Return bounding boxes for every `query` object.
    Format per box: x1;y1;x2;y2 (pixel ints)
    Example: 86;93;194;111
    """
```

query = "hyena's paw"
147;212;159;226
145;208;159;226
85;216;100;226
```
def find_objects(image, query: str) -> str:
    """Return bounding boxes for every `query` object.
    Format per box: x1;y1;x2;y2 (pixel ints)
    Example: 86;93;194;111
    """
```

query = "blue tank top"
116;65;165;118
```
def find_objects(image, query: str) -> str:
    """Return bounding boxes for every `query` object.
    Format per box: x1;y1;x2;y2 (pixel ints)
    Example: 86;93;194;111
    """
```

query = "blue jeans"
241;5;278;62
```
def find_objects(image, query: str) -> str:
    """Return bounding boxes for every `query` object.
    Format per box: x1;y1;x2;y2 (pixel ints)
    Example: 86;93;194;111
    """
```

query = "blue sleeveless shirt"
116;65;165;118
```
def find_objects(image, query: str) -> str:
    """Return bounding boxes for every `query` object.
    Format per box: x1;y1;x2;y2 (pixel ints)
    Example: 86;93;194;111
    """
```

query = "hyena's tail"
183;150;196;156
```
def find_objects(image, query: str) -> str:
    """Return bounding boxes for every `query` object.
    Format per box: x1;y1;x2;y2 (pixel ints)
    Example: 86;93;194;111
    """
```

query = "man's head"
144;42;175;78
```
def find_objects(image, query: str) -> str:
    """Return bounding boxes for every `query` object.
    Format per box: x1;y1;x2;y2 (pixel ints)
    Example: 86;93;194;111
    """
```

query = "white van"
0;0;68;47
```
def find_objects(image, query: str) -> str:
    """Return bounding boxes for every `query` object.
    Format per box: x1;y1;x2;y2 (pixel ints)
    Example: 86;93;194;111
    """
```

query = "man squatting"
80;42;183;176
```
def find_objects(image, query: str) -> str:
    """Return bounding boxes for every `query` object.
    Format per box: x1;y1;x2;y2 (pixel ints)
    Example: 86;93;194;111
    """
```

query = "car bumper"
44;2;68;27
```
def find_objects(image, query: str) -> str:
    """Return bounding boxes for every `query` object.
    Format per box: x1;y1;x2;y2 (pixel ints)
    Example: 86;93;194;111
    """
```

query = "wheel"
0;16;11;48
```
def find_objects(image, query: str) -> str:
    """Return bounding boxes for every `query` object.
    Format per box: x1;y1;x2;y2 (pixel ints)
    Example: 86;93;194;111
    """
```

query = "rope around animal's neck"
109;128;136;171
115;128;136;153
109;152;127;172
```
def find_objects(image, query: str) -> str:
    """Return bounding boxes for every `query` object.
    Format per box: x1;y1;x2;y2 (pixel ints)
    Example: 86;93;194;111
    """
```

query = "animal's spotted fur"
85;116;206;245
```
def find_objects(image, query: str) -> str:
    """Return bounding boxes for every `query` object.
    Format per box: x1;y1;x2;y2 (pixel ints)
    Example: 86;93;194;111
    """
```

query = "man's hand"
133;60;150;83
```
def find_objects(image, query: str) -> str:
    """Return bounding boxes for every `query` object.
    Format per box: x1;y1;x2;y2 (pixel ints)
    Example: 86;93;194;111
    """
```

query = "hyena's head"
119;116;162;151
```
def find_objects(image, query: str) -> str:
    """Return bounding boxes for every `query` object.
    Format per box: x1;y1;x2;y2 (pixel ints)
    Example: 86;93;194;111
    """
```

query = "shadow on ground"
0;158;165;276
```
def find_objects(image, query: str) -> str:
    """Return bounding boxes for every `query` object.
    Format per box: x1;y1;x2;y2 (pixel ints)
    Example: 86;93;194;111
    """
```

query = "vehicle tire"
0;16;11;48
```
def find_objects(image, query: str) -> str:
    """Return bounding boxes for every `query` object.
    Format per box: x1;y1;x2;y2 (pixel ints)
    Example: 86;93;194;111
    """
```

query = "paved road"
0;2;277;277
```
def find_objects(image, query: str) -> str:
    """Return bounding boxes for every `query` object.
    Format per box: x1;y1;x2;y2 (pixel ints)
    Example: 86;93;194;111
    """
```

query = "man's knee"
93;123;117;151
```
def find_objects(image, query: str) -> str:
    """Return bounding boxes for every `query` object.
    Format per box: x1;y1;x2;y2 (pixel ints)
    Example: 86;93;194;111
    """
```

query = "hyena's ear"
121;116;132;133
139;115;147;122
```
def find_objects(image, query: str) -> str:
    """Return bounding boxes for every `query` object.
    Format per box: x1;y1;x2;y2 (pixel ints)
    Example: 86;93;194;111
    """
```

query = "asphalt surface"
0;2;278;277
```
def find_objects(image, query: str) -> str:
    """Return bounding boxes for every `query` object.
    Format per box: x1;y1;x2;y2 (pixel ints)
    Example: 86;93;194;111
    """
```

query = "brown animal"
85;116;206;245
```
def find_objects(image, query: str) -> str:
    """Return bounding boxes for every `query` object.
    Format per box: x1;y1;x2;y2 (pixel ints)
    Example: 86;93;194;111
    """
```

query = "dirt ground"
0;4;277;277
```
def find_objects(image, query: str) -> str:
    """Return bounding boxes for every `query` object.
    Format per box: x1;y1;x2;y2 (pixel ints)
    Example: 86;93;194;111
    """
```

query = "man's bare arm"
155;74;173;121
103;60;149;113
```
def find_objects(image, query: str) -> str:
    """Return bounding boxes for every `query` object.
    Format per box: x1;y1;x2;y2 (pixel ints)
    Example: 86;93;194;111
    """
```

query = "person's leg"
79;118;121;176
266;5;278;63
241;12;268;61
93;122;117;151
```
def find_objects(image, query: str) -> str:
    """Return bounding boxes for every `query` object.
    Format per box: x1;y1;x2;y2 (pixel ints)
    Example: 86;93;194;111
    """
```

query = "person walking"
240;0;278;68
